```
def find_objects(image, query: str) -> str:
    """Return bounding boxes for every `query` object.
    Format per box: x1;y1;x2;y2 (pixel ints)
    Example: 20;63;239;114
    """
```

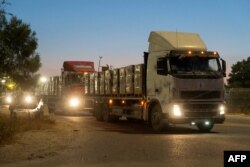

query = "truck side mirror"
221;59;226;77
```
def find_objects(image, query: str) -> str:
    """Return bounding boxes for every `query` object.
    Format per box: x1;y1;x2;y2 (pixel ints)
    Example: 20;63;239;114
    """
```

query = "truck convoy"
85;31;226;132
42;61;95;112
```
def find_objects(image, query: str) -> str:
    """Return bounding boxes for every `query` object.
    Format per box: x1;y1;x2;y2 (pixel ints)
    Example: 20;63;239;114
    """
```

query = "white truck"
85;31;226;132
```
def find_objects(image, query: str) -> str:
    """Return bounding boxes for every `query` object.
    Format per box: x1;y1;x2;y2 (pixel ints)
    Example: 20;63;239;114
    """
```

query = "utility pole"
98;56;103;72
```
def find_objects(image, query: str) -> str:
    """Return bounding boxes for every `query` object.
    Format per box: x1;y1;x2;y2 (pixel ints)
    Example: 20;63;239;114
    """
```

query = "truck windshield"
169;56;220;74
65;73;85;85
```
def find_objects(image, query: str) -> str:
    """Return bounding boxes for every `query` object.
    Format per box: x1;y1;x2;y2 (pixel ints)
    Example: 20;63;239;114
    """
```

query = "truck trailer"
86;31;226;132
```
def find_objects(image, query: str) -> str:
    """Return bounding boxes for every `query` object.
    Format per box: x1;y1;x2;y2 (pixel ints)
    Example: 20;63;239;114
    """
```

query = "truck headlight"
219;105;225;115
6;96;12;104
25;95;33;104
69;97;80;107
173;104;182;117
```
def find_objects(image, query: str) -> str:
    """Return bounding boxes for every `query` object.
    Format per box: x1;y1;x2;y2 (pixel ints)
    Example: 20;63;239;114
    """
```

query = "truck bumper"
164;102;226;125
168;116;225;124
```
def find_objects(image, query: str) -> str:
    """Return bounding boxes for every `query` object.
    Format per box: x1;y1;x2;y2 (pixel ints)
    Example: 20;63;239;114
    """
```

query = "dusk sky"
8;0;250;77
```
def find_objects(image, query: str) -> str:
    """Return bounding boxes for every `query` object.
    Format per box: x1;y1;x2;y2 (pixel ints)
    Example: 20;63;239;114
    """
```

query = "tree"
227;57;250;88
0;1;41;90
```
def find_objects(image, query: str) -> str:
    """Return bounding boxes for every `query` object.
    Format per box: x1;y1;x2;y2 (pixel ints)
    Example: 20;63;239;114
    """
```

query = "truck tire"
94;104;103;121
150;104;164;132
103;104;119;122
197;122;214;133
102;104;110;122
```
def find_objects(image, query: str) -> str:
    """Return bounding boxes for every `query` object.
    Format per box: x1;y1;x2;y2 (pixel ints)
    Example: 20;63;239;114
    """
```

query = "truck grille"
184;111;217;117
183;103;218;118
180;91;220;99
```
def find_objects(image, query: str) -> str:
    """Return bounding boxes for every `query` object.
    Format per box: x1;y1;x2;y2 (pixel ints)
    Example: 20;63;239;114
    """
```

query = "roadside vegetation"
226;88;250;116
0;113;55;144
1;0;41;92
226;57;250;116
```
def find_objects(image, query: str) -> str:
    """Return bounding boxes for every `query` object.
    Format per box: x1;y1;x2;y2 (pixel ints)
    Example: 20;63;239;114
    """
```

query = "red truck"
42;61;95;113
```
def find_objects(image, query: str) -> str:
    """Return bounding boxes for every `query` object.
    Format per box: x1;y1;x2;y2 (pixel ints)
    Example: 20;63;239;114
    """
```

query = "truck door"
155;57;170;113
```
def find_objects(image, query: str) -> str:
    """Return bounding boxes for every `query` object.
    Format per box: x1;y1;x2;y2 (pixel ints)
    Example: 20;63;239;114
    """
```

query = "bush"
226;88;250;114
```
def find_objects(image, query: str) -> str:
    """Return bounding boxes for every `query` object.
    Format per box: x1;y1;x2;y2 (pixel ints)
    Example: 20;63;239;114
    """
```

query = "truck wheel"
197;122;214;133
150;104;164;132
94;104;103;121
103;104;118;122
102;104;110;122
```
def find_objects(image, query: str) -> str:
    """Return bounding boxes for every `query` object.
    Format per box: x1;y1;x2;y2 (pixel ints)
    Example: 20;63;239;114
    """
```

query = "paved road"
3;112;250;167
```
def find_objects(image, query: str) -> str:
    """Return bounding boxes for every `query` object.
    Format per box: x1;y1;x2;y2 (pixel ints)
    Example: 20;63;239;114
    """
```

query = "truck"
85;31;226;132
41;61;95;113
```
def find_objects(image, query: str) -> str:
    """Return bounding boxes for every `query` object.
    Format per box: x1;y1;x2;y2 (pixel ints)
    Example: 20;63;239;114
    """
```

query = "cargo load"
94;73;100;95
100;72;105;95
105;70;112;95
112;69;119;95
125;65;134;95
134;64;144;95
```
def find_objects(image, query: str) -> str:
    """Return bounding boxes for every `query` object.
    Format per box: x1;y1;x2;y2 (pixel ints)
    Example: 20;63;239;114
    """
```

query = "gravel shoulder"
0;116;79;165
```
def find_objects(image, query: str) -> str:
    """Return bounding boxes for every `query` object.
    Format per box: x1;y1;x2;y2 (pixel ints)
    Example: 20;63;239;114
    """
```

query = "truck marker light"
213;51;217;55
122;100;125;104
201;51;204;54
188;51;192;55
109;99;113;105
140;100;144;106
191;122;196;126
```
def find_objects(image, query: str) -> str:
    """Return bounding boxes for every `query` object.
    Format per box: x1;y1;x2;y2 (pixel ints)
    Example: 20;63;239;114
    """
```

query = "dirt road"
0;109;250;167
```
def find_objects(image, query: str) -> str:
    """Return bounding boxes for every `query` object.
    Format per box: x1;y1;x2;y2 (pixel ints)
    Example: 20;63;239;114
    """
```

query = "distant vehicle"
2;92;13;105
5;95;12;104
85;31;226;132
40;61;95;113
9;92;44;118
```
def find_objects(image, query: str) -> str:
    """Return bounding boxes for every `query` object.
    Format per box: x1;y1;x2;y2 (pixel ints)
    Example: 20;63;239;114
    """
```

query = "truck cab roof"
148;31;207;52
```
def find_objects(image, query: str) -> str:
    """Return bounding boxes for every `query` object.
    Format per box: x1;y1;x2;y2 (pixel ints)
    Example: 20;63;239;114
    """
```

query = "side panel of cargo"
125;65;134;95
112;69;119;95
134;64;144;95
100;72;105;95
48;76;60;96
90;73;95;95
43;76;61;113
105;70;112;95
84;73;90;95
119;68;126;95
94;72;100;95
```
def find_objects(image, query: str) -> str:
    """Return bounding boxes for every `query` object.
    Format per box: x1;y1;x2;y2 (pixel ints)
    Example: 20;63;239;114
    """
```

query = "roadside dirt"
0;116;79;165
